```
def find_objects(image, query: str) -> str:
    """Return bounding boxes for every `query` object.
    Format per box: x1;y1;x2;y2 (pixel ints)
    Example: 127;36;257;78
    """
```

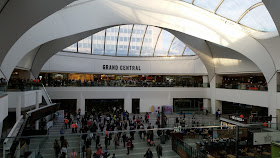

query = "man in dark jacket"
156;143;163;158
144;148;153;158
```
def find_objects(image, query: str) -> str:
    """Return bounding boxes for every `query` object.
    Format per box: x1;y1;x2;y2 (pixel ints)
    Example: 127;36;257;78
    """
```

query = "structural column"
203;99;211;112
203;75;209;88
35;92;39;130
16;95;21;121
268;74;277;123
203;75;211;112
210;75;223;114
77;93;85;115
124;97;132;113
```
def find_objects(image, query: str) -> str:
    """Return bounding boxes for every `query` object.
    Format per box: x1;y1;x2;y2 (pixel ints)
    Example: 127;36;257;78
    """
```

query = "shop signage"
103;65;141;71
229;115;244;122
46;120;53;130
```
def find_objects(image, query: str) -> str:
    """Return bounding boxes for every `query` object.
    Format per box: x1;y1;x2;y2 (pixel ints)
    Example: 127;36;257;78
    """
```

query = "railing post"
236;125;239;158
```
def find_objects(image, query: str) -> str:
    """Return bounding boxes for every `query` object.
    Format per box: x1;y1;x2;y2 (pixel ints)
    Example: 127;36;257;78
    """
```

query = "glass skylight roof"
182;0;277;32
63;25;196;57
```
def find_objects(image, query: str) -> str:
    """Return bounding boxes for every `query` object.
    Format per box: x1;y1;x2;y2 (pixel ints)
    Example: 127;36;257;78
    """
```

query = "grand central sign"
103;65;141;71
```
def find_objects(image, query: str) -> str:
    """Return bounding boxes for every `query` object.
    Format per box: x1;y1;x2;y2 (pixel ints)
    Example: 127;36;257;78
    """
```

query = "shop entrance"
52;99;77;114
173;98;203;114
85;99;124;114
222;101;268;117
132;99;140;114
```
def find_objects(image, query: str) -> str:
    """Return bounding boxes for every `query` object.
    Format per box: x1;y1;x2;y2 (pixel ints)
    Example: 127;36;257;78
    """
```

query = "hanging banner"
46;120;53;130
57;110;64;121
151;105;162;114
163;105;173;114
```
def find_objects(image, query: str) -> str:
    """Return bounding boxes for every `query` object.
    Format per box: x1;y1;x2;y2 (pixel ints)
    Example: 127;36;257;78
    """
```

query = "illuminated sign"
103;65;141;71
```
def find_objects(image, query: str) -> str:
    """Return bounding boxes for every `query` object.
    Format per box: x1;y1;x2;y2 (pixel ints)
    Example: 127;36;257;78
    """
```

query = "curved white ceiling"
1;0;276;82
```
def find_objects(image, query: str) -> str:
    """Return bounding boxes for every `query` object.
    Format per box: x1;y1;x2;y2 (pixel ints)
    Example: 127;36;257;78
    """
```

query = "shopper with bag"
126;139;131;155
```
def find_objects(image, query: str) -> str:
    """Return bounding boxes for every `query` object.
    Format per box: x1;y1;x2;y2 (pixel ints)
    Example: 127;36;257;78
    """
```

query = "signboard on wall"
151;105;161;114
57;110;64;122
94;60;150;73
253;132;280;145
163;105;173;114
46;120;53;130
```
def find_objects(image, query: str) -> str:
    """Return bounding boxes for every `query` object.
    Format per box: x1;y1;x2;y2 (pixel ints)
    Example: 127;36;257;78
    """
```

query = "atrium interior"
1;0;280;157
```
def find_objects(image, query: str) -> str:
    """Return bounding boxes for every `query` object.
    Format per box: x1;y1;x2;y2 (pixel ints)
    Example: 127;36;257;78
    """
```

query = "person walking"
77;114;80;123
75;122;78;133
144;148;153;158
70;149;77;158
114;134;118;149
126;139;131;155
105;133;109;149
53;138;60;158
68;117;72;129
64;118;68;129
156;143;163;158
72;122;75;133
112;153;116;158
96;133;100;149
86;145;92;158
122;133;127;147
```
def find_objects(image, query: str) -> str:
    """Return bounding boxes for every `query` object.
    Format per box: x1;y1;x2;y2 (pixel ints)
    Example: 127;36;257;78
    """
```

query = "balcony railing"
216;83;267;91
43;80;209;88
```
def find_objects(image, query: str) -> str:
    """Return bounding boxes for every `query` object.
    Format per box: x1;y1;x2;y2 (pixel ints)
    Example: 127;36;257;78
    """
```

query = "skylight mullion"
153;29;162;57
103;29;107;55
127;25;135;56
214;0;224;14
139;26;148;56
115;26;120;56
182;45;188;56
167;36;176;56
237;2;263;23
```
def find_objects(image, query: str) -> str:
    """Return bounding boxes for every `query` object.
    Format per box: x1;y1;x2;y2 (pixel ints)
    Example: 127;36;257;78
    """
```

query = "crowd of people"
0;78;41;91
54;107;168;158
42;78;203;88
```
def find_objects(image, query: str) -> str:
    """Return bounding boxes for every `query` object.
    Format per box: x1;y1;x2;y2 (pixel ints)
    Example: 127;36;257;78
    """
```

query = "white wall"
41;52;208;75
0;95;8;137
45;86;276;114
0;95;8;121
46;87;210;113
8;90;42;109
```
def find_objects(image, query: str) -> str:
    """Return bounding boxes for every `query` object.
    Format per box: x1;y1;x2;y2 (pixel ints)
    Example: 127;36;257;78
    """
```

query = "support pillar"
35;92;39;130
203;75;209;87
268;73;277;123
235;126;239;158
77;94;85;115
16;96;21;121
215;100;222;113
124;97;132;113
210;75;223;114
203;99;211;112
